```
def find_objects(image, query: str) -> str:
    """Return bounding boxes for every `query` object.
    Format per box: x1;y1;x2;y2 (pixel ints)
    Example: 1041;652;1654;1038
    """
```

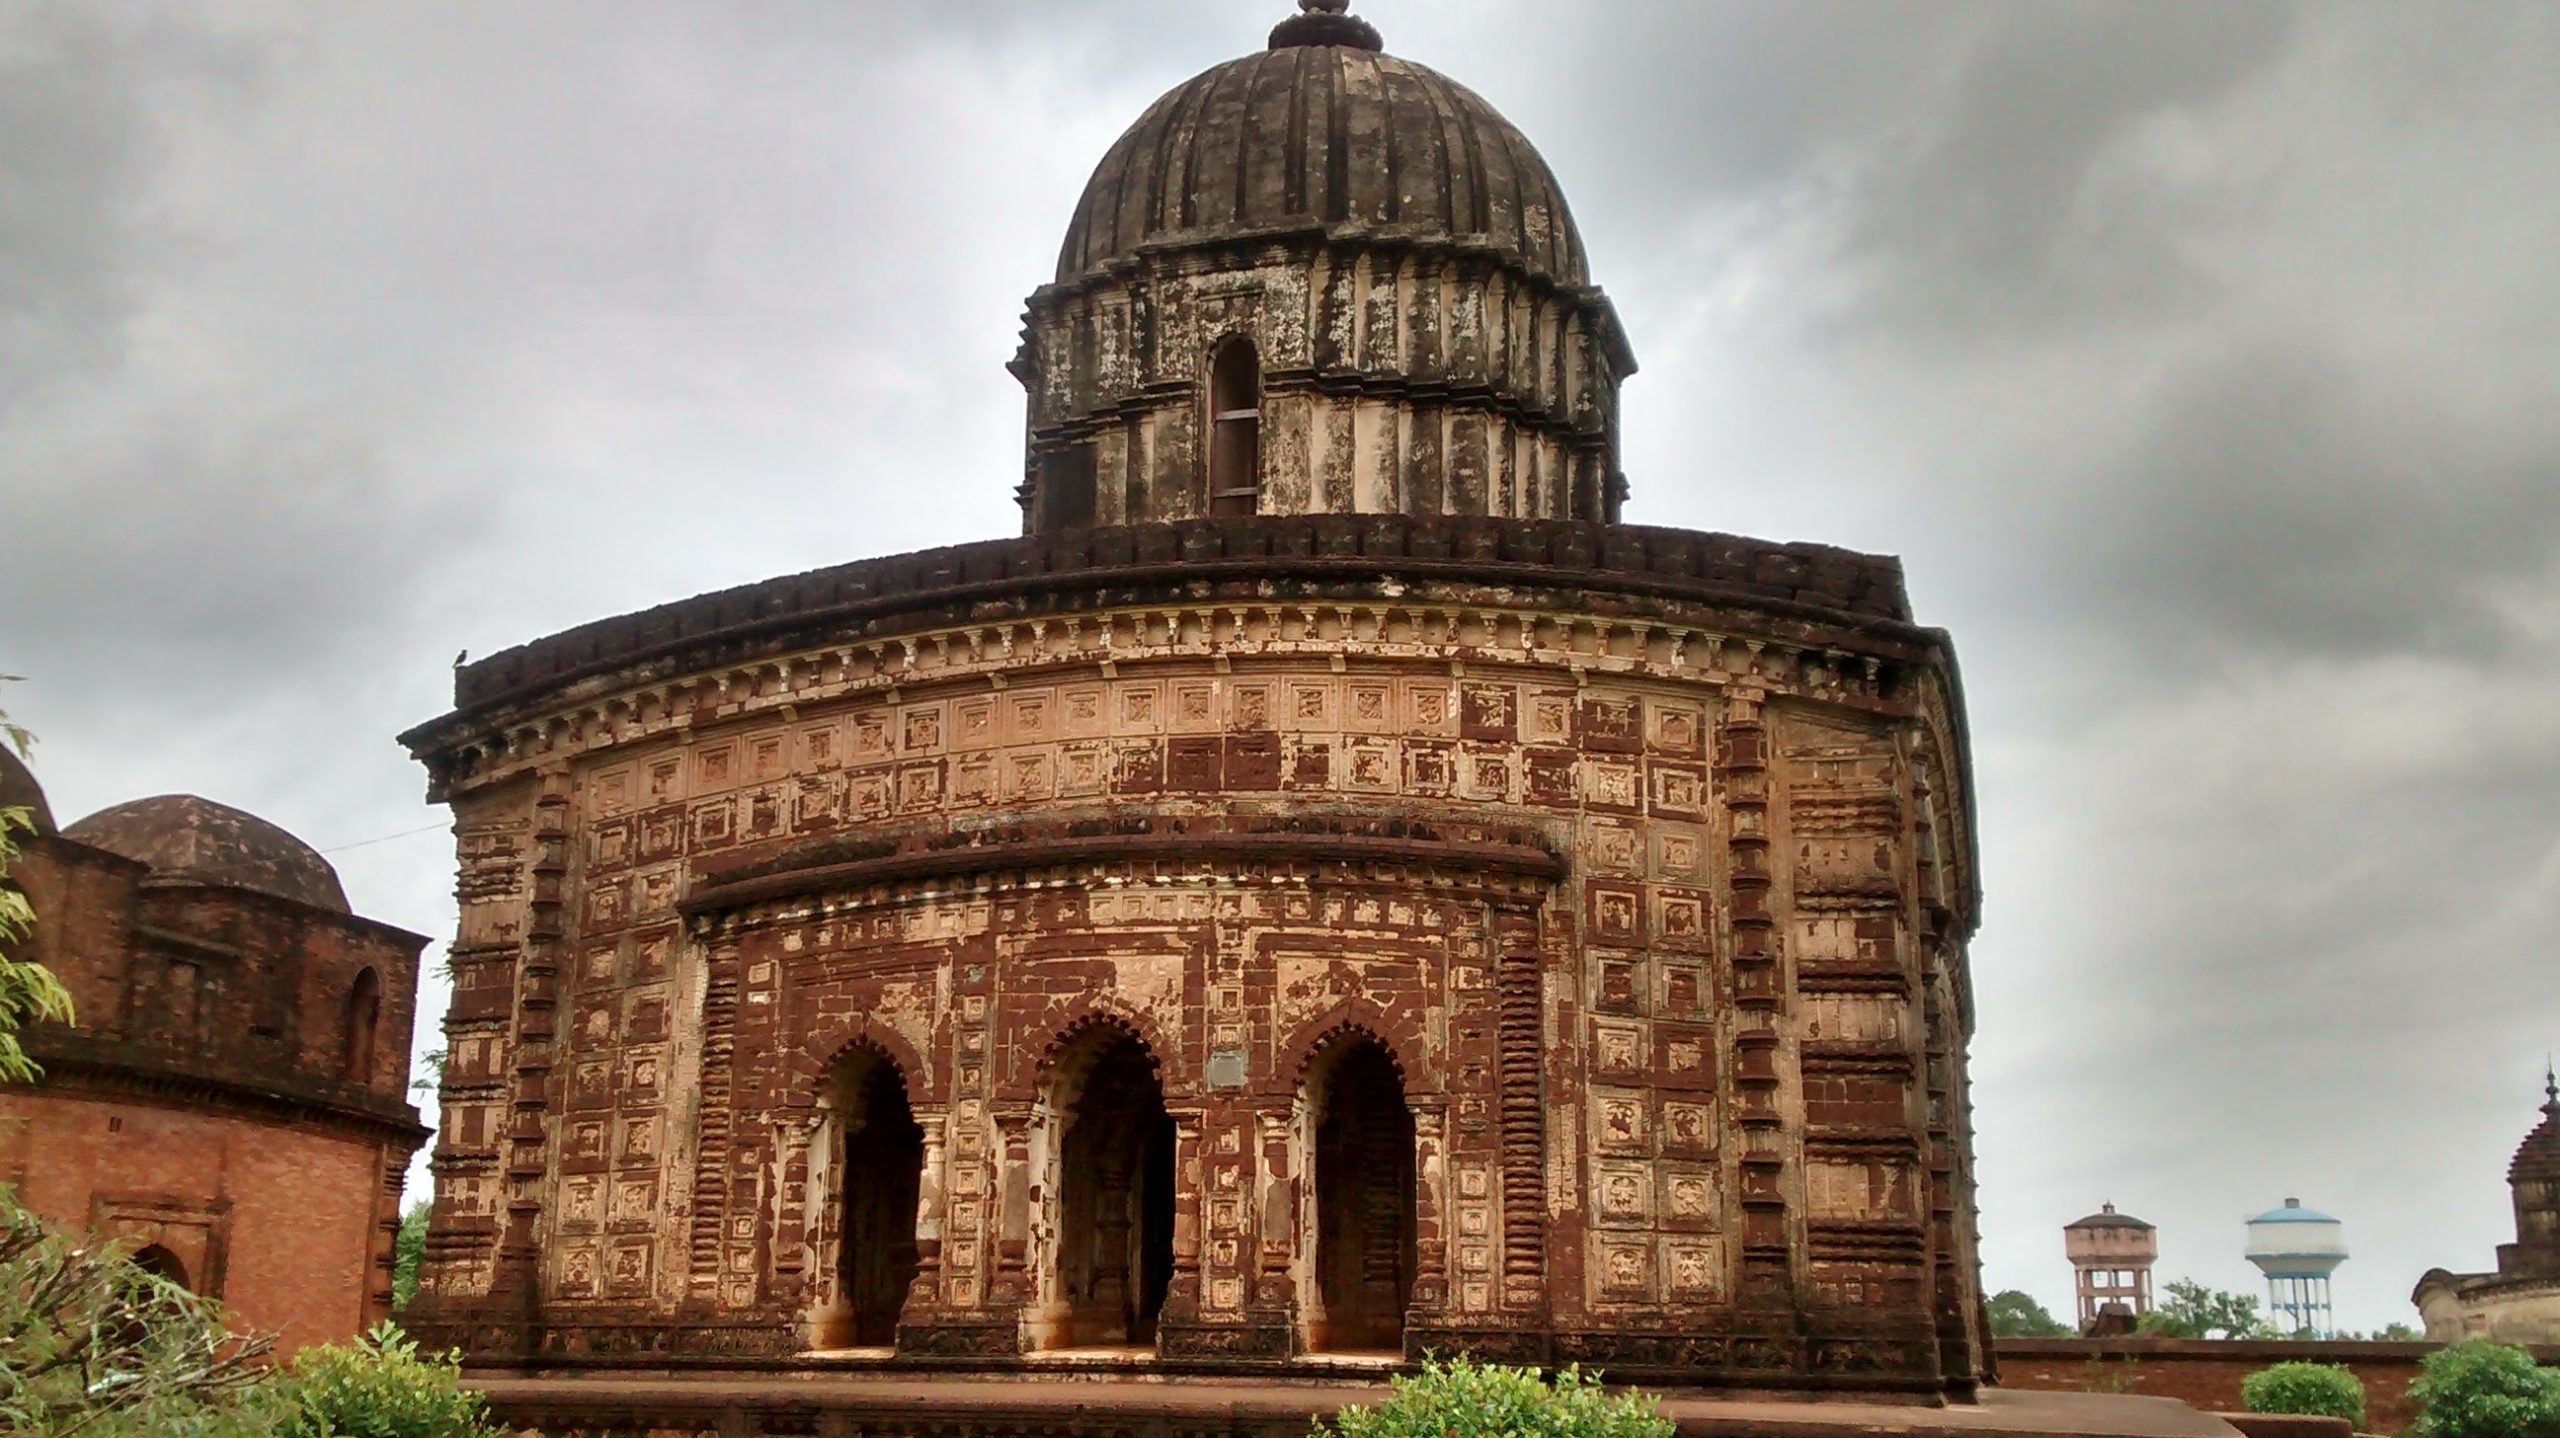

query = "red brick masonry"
1995;1339;2560;1434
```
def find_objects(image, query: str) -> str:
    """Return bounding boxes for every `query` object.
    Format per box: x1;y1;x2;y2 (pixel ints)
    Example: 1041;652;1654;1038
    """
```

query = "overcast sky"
6;0;2557;1336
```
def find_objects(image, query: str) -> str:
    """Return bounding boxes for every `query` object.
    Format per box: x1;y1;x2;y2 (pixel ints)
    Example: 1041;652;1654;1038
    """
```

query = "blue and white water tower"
2244;1198;2348;1337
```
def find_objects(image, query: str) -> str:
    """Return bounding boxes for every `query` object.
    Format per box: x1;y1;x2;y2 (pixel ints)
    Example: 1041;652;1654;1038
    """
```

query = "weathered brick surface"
0;823;430;1351
401;524;1986;1394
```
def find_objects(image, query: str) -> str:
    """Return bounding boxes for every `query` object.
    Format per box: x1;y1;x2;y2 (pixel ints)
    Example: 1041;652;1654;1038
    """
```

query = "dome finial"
2544;1056;2557;1114
1271;0;1382;51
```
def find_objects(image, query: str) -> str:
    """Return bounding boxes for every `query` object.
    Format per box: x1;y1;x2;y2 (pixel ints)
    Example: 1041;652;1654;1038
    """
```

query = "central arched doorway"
816;1047;923;1348
1306;1033;1416;1352
1049;1027;1176;1348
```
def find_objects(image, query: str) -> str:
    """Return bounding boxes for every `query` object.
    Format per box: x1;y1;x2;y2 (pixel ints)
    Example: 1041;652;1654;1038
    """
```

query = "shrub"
277;1323;500;1438
2411;1340;2560;1438
1320;1356;1674;1438
2242;1362;2366;1427
0;1187;276;1435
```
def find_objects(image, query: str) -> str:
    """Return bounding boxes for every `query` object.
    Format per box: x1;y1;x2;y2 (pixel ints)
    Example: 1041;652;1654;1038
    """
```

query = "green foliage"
1987;1288;2073;1337
276;1322;499;1438
0;685;76;1087
2138;1279;2277;1339
2243;1362;2367;1426
0;1184;278;1435
1320;1357;1674;1438
2410;1339;2560;1438
391;1204;430;1312
2;1187;494;1438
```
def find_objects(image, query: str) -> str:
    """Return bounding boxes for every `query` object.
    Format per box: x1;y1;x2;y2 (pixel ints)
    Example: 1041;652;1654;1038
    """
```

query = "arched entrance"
1048;1027;1176;1348
130;1243;189;1290
814;1047;923;1349
1306;1033;1416;1352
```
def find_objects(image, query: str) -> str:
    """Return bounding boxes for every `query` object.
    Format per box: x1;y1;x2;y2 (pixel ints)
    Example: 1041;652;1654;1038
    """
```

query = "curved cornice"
680;824;1563;921
11;1028;431;1149
408;517;1923;743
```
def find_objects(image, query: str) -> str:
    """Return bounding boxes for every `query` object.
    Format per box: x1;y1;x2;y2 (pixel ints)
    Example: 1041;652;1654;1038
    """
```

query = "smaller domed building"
2415;1074;2560;1343
0;752;430;1351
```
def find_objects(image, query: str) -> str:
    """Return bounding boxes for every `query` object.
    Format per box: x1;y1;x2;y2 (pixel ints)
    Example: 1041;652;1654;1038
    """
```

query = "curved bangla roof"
62;794;349;914
1053;1;1590;290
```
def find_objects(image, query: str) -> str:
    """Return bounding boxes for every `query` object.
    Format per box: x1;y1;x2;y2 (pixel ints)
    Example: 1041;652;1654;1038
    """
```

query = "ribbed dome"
1054;34;1589;288
0;747;52;836
64;794;348;913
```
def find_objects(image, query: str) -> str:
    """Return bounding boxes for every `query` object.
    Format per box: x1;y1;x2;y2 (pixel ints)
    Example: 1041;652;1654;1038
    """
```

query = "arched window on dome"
1207;337;1261;517
342;967;380;1083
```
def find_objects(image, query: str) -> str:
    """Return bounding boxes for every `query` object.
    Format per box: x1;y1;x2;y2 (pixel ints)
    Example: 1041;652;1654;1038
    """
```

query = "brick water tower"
2064;1203;2157;1331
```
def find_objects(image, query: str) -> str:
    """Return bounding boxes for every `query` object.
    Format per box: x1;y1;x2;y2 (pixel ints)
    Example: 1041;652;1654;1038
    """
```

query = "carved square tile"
688;798;734;850
1651;702;1707;757
1117;683;1162;732
798;720;841;771
1404;682;1454;734
1662;1099;1717;1155
1459;682;1517;741
1592;1088;1649;1154
1668;1240;1725;1299
1654;889;1709;950
1584;818;1640;875
1595;1164;1652;1228
1598;1240;1655;1299
1662;1167;1719;1230
901;703;946;753
852;710;893;760
1586;760;1641;812
1529;692;1574;744
695;742;736;789
1060;686;1107;737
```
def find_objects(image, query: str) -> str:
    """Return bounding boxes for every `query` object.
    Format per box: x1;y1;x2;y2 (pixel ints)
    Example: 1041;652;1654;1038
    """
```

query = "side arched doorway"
814;1048;923;1349
1305;1033;1417;1352
1047;1027;1176;1348
130;1243;190;1290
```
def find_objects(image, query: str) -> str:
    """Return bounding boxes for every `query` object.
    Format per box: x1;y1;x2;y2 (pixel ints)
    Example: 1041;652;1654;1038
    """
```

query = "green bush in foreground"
279;1323;500;1438
3;1184;496;1438
1319;1356;1674;1438
2411;1340;2560;1438
2242;1361;2366;1427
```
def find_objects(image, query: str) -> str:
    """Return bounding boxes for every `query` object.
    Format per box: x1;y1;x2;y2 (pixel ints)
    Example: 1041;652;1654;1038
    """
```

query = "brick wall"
0;1087;404;1351
1996;1337;2560;1433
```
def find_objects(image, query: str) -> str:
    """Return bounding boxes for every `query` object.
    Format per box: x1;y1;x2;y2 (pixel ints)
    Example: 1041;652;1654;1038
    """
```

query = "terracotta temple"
398;0;1990;1398
0;752;429;1351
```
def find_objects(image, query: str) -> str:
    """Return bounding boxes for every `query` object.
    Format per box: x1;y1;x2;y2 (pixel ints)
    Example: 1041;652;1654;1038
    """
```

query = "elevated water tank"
2245;1197;2347;1336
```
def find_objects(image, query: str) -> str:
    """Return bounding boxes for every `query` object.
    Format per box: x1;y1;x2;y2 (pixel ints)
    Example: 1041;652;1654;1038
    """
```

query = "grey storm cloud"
5;0;2557;1332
